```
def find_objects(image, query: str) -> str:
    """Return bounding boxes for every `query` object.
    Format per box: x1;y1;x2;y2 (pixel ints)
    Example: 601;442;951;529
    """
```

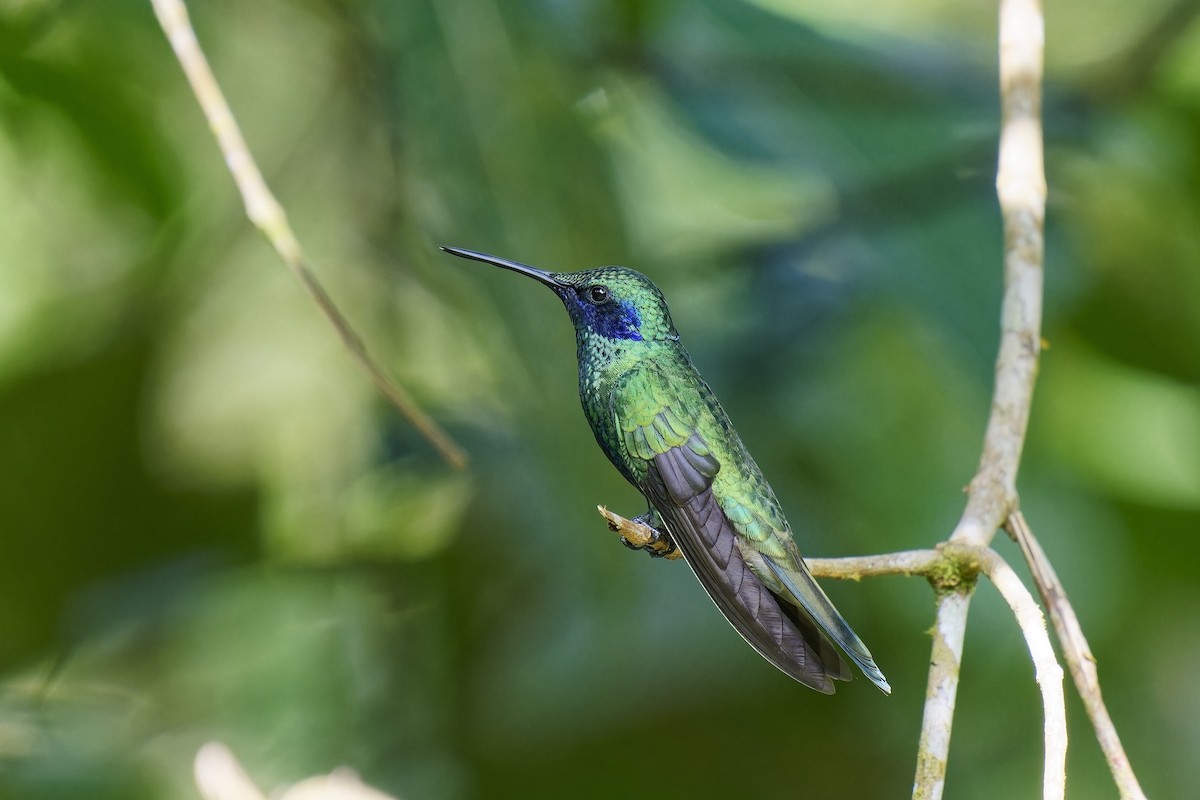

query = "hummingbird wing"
612;361;888;694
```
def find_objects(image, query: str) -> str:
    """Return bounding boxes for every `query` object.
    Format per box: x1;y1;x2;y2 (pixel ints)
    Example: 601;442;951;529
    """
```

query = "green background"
1;0;1196;797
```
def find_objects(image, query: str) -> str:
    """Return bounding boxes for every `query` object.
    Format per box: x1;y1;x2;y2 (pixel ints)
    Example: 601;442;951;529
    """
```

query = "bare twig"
914;0;1047;795
149;0;467;470
1008;512;1148;800
602;506;946;579
954;545;1066;800
807;550;942;580
600;509;948;578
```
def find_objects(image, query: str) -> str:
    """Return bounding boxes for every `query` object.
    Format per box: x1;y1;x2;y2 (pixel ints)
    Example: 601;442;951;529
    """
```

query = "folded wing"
613;361;860;693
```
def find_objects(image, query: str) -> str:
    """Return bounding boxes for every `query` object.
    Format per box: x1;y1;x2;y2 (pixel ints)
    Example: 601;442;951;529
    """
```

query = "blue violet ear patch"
587;299;643;341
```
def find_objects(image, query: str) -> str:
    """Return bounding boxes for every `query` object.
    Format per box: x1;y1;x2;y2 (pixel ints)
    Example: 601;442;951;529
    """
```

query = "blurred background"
1;0;1197;797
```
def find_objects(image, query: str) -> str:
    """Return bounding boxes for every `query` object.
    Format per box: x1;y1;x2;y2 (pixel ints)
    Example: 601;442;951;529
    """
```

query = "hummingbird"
442;246;890;695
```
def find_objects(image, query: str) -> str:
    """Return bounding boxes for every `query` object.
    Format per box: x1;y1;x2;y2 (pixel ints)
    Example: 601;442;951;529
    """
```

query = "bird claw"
599;506;682;560
630;514;678;559
624;535;676;558
646;538;678;558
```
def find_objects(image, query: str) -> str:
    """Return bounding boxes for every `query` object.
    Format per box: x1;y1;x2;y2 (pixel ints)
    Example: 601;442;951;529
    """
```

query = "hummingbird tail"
764;559;892;695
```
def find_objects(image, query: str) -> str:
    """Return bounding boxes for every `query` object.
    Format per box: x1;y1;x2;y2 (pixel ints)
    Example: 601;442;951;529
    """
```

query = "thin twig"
600;508;948;578
914;0;1046;795
1008;512;1148;800
951;545;1067;800
149;0;467;470
806;550;943;580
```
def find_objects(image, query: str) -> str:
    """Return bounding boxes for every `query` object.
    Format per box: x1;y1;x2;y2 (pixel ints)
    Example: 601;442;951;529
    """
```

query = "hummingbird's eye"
586;285;611;305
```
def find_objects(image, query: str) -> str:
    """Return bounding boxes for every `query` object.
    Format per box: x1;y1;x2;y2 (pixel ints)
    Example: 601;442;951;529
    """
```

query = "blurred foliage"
0;0;1197;798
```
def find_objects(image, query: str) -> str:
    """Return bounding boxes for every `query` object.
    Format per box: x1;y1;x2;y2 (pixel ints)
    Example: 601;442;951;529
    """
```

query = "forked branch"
598;506;1067;796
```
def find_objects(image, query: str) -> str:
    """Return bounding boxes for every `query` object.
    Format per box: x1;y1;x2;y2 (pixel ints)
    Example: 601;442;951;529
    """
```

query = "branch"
149;0;467;470
913;589;973;800
815;546;1066;800
597;506;1069;795
954;545;1066;800
1008;513;1149;800
915;0;1047;795
806;550;942;580
817;546;1065;800
598;507;952;579
953;0;1046;551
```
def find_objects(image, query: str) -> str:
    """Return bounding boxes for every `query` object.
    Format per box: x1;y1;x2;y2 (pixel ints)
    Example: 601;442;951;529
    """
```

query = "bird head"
441;247;678;344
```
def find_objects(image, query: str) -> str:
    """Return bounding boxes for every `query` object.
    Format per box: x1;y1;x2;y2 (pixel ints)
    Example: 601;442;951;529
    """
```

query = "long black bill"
440;246;566;289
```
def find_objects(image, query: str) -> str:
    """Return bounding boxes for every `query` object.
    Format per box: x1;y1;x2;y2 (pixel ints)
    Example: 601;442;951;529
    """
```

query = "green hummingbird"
442;246;890;695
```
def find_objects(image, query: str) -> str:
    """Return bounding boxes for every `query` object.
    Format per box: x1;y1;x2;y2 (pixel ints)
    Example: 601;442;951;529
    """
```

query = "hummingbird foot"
618;532;677;558
598;505;682;560
628;512;679;558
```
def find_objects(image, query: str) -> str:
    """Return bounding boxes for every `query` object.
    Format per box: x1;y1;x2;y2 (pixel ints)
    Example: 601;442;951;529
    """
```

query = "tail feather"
776;595;853;682
764;558;891;694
